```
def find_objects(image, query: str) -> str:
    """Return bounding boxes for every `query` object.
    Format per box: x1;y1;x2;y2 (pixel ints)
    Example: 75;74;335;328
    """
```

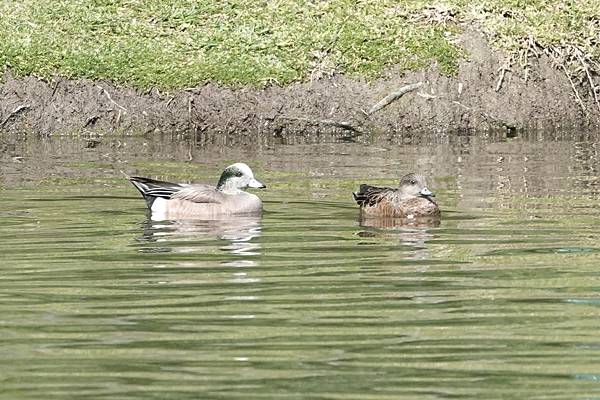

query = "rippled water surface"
1;131;600;399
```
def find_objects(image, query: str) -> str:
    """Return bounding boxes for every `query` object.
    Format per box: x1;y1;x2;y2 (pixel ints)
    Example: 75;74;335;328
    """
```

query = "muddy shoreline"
1;33;599;137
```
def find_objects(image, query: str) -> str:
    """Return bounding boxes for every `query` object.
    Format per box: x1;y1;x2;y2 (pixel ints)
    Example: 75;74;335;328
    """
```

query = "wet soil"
1;32;599;137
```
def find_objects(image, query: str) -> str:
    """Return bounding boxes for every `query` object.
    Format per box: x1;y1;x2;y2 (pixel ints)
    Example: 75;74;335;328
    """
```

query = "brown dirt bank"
1;33;599;137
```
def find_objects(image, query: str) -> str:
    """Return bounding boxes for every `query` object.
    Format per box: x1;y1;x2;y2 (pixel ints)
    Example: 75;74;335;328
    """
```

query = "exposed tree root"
499;37;600;117
97;85;127;111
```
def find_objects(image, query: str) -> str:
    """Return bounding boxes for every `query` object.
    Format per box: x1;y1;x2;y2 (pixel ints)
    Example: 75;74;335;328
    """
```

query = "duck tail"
352;184;372;206
128;176;183;209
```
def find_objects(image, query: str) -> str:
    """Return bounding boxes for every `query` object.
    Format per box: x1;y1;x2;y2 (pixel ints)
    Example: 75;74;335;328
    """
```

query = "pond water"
1;130;599;399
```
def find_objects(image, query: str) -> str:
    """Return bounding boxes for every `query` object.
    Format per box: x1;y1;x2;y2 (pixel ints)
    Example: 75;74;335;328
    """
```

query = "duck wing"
129;177;223;209
170;184;226;204
352;184;395;207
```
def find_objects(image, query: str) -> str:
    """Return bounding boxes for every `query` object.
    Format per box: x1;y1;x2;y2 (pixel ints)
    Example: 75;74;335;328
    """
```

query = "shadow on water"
1;129;600;399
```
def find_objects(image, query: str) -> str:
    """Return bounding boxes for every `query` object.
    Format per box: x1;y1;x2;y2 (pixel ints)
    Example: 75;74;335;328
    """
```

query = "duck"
353;173;440;219
128;163;266;220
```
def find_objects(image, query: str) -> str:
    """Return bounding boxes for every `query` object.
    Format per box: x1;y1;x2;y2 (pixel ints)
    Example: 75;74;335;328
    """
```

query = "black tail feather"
353;184;375;206
353;184;390;207
129;176;183;209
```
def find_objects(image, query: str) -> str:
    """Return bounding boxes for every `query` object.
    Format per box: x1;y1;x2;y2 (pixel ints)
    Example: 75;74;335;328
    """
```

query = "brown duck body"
353;174;441;219
354;185;440;217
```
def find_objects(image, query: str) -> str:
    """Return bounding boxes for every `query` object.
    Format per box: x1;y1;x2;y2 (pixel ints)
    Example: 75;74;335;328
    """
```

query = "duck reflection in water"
137;215;262;256
356;221;436;262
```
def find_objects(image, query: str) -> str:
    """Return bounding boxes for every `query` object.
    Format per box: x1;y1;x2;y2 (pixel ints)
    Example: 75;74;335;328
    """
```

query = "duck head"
399;173;435;200
216;163;266;192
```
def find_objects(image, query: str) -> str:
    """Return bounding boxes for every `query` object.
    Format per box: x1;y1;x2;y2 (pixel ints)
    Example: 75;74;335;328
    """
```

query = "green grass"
0;1;598;89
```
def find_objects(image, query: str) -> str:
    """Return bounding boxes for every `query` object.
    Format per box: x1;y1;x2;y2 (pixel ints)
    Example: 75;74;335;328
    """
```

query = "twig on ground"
223;116;234;133
527;35;540;57
496;58;511;92
84;115;101;127
50;79;61;100
368;82;424;115
575;50;600;113
559;62;588;116
544;46;590;116
416;92;437;100
520;35;539;82
0;104;31;128
523;55;529;82
453;101;471;111
97;85;127;111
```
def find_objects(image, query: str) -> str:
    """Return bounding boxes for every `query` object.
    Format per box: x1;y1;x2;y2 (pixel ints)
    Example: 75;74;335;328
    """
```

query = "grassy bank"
0;1;598;93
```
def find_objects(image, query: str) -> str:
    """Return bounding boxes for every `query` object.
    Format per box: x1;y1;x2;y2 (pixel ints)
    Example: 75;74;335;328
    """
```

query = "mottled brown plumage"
353;173;440;219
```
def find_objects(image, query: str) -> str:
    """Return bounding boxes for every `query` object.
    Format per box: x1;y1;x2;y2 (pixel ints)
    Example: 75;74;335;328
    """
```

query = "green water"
1;131;599;399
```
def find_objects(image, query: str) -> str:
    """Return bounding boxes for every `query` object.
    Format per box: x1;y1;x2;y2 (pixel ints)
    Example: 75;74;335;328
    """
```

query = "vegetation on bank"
0;0;463;87
0;1;598;100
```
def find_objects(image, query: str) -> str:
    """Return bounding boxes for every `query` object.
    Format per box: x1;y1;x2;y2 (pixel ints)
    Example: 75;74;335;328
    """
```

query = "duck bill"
420;187;434;198
248;178;266;189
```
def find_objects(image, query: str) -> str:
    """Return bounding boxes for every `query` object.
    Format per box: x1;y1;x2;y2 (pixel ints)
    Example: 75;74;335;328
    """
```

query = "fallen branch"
280;116;363;134
97;85;127;111
0;104;31;128
368;82;424;115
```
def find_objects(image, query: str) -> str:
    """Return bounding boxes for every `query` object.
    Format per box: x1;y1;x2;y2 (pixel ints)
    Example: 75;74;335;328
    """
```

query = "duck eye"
235;171;243;177
409;180;416;185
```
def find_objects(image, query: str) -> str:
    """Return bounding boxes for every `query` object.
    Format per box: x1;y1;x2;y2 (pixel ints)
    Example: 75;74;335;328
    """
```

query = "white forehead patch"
229;162;254;178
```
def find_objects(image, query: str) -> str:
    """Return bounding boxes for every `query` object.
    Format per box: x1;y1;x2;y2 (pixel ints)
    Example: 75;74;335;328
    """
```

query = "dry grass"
457;0;600;112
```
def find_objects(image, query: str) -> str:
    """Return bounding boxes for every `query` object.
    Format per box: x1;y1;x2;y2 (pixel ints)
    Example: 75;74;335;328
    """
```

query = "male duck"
129;163;266;219
353;173;440;219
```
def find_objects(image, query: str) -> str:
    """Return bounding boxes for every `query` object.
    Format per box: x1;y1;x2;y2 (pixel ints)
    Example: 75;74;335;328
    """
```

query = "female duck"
353;173;440;218
129;162;266;220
